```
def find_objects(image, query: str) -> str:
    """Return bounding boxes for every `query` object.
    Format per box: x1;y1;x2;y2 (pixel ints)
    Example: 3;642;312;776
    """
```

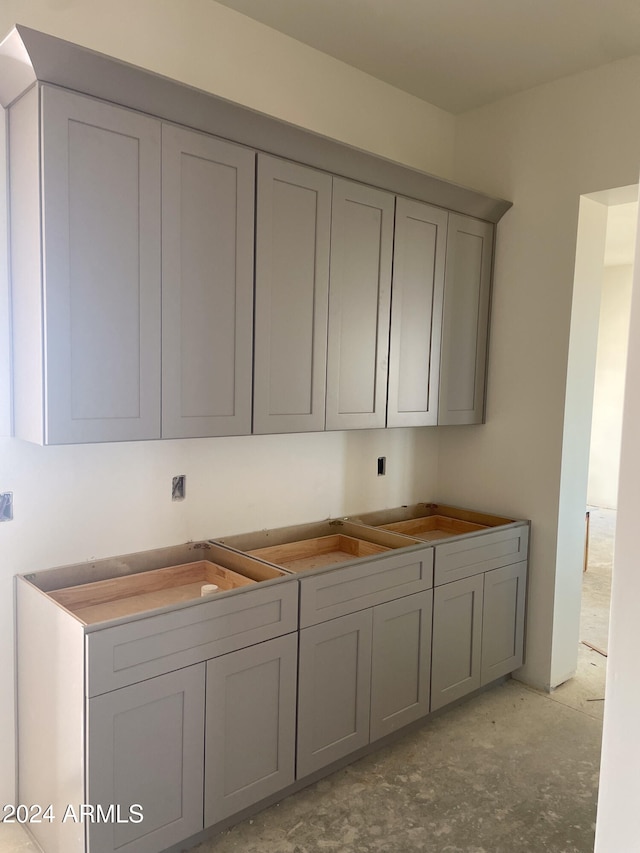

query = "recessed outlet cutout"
377;457;386;476
172;475;186;501
0;492;14;522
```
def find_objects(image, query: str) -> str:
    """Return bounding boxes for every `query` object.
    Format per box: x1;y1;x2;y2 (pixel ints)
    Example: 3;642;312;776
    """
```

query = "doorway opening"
582;199;636;661
555;186;637;696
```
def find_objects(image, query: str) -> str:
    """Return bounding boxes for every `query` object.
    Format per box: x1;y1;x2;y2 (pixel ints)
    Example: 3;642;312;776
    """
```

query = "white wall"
0;0;453;806
445;55;640;689
587;264;633;508
594;203;640;852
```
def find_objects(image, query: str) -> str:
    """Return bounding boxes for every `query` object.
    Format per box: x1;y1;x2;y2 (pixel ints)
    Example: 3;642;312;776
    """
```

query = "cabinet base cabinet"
87;664;205;853
297;610;373;778
431;575;484;712
481;562;527;685
204;634;297;825
431;561;528;712
370;590;432;741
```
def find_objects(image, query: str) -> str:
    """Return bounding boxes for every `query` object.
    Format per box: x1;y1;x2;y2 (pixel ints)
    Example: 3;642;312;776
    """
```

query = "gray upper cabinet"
253;155;332;434
326;179;394;430
438;213;494;425
387;198;448;427
161;125;255;438
11;84;162;444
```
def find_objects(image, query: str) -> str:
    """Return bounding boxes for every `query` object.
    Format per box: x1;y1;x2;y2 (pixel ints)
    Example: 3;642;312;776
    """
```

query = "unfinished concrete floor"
0;510;614;853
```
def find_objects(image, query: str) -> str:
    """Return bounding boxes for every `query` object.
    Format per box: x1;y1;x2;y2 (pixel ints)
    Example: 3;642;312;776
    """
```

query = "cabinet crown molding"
0;23;512;223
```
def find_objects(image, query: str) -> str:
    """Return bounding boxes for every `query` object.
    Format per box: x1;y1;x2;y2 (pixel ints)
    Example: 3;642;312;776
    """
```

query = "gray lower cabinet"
431;574;484;712
253;154;332;434
87;664;205;853
481;561;527;685
161;124;255;438
297;590;433;777
204;633;298;825
370;590;433;741
326;179;395;430
297;609;373;778
431;561;527;711
438;213;494;425
387;198;448;428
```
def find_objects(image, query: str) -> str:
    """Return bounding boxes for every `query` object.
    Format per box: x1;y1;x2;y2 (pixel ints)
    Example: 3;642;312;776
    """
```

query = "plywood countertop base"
49;561;255;624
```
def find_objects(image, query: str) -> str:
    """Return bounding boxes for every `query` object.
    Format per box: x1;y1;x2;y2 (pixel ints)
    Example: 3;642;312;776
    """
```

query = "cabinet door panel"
431;575;483;711
205;633;297;825
254;155;331;433
438;214;494;425
388;199;448;427
297;610;372;777
41;85;161;443
326;179;394;430
87;664;204;853
370;590;432;741
162;125;255;438
481;561;527;685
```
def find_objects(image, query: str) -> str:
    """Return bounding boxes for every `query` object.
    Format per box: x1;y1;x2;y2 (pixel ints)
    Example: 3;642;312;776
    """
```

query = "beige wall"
0;0;454;806
444;55;640;689
587;264;633;508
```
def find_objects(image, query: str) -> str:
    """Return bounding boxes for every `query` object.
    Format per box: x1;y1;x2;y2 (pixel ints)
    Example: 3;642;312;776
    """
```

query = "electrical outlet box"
0;492;13;521
172;475;186;501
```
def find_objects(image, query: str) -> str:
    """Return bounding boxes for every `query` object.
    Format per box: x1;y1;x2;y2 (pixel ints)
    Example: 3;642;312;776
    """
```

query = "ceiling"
214;0;640;113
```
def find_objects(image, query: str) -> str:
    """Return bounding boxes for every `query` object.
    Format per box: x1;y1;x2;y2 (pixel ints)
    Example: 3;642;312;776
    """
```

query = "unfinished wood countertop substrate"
48;560;256;624
248;534;390;573
379;515;488;541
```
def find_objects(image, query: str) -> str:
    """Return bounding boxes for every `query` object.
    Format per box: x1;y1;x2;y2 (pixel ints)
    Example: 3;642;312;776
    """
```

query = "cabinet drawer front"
434;524;529;586
87;581;298;696
299;546;433;627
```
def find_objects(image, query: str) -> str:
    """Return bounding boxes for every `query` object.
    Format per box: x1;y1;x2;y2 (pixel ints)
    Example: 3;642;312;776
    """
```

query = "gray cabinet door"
87;664;205;853
326;179;394;430
253;154;332;433
297;609;372;777
481;561;527;685
431;574;484;711
387;198;448;427
41;85;161;443
370;590;433;741
438;214;494;425
162;124;255;438
204;633;297;825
